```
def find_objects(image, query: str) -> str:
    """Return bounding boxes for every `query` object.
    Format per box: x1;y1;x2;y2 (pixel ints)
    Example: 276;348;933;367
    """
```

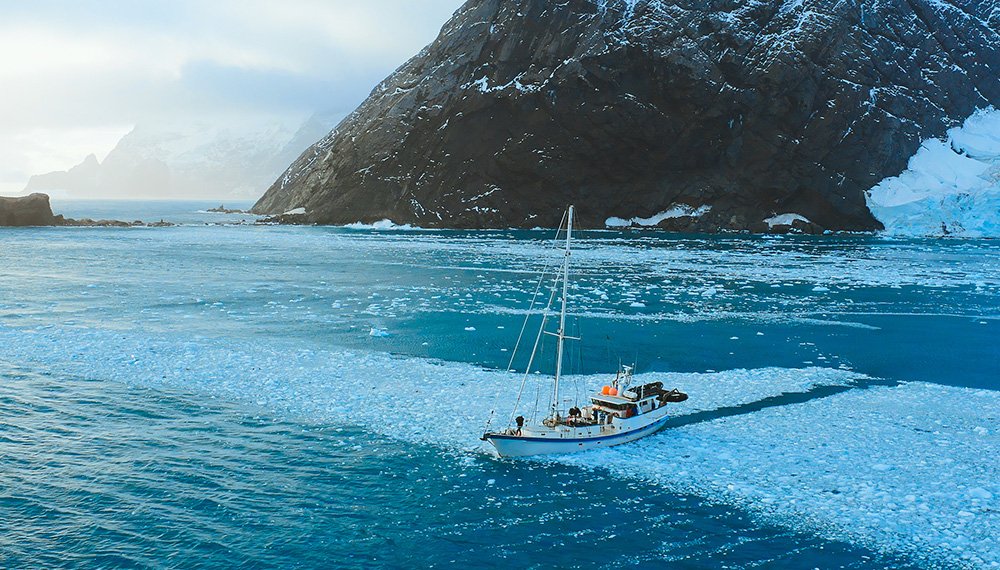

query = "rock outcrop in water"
0;193;174;228
253;0;1000;231
0;193;59;226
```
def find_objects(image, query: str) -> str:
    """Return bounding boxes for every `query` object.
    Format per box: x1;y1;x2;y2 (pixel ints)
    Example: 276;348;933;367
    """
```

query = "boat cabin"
590;391;661;421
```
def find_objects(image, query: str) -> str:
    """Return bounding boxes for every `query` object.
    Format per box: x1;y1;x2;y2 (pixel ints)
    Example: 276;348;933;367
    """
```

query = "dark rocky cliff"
253;0;1000;231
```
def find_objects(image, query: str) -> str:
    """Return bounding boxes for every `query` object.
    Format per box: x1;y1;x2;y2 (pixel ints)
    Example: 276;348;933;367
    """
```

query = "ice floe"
575;382;999;568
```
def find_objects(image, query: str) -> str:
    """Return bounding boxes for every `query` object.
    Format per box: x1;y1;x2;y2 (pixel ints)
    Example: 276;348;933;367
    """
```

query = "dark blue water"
0;201;996;568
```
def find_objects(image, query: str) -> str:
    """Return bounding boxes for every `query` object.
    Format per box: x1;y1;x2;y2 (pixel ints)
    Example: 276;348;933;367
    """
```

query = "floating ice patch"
0;324;858;448
369;327;390;337
566;382;1000;568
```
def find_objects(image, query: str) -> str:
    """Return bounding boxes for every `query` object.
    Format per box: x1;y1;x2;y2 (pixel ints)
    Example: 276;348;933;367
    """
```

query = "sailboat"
481;205;688;457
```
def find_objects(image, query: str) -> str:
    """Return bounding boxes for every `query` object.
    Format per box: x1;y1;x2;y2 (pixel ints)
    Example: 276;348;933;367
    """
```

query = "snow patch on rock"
764;213;811;228
606;205;710;228
342;219;419;231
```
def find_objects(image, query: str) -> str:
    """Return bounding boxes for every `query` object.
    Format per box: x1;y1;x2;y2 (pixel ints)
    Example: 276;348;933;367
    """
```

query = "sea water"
0;200;996;568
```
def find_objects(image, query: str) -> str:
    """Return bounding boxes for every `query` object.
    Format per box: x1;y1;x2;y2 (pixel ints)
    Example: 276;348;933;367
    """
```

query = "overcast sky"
0;0;463;195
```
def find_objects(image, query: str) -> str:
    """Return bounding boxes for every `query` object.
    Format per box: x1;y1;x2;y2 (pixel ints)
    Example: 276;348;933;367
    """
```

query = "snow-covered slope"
867;108;1000;238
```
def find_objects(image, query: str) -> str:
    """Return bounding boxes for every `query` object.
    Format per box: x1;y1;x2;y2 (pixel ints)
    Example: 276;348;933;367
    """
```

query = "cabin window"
591;399;629;411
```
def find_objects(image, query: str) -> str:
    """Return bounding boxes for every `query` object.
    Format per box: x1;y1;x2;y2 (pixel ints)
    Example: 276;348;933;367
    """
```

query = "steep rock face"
254;0;1000;231
0;193;57;226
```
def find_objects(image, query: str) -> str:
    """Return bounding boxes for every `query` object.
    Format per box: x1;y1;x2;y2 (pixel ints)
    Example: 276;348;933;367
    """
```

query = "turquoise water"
1;200;997;568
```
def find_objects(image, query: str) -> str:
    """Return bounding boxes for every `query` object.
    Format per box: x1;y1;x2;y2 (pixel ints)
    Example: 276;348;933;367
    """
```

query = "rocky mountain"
253;0;1000;232
24;154;101;197
26;113;341;200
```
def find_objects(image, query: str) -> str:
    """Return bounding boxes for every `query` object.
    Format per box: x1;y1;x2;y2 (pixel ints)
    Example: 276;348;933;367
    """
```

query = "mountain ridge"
25;113;342;200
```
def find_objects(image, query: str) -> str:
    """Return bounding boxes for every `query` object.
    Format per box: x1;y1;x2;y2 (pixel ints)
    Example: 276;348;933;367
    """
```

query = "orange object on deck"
602;385;611;395
609;387;619;396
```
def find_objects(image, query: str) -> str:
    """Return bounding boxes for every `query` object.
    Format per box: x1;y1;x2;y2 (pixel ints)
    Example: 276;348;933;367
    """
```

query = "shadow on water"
662;376;901;430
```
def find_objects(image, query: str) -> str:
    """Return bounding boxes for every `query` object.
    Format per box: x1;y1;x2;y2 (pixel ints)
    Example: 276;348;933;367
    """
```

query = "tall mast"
551;205;573;419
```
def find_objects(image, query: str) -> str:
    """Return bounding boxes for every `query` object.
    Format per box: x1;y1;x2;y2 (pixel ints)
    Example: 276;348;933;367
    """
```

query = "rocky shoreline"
0;193;174;228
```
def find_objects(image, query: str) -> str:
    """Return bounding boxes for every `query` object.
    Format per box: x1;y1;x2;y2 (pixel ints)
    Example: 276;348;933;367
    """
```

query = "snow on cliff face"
867;108;1000;238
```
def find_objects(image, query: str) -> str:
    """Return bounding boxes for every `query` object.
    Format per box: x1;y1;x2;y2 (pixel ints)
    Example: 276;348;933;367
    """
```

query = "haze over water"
1;201;997;568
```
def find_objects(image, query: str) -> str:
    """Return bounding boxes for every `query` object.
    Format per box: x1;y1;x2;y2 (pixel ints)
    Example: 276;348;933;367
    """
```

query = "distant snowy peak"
97;116;307;199
867;107;1000;238
25;113;340;200
109;119;296;165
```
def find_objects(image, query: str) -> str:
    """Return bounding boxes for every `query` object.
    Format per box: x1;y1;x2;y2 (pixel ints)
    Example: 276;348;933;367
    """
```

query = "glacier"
867;108;1000;238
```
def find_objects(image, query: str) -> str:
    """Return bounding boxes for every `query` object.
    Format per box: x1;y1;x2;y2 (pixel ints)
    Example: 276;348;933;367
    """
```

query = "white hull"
484;408;670;457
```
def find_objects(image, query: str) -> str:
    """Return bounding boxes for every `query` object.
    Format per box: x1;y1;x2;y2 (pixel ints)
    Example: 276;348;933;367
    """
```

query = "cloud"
0;0;464;192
